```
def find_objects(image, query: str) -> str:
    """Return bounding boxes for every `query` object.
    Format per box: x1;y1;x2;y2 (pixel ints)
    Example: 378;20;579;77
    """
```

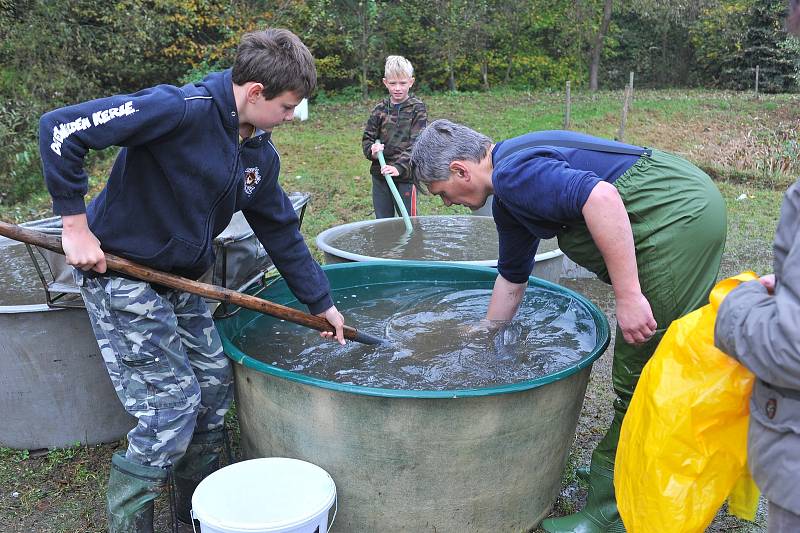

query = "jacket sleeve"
39;85;187;215
393;102;428;179
362;105;382;160
714;182;800;390
243;165;333;315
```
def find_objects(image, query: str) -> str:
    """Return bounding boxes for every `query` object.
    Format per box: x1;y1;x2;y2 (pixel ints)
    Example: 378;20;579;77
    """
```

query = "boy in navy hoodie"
39;29;345;532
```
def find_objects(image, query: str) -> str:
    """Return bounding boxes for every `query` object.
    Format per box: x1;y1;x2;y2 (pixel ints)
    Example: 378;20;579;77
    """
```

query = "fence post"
617;80;632;142
564;80;572;130
755;65;760;99
628;71;635;105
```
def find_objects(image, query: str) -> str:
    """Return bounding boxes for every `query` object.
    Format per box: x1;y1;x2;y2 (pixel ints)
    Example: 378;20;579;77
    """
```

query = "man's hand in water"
458;320;521;361
492;322;522;361
459;318;507;337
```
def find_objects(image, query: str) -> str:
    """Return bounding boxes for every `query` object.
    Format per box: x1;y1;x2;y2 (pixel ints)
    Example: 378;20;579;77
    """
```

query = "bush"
0;98;45;205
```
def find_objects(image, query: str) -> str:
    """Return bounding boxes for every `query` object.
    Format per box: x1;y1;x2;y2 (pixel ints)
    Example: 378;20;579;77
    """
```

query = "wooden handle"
0;221;384;345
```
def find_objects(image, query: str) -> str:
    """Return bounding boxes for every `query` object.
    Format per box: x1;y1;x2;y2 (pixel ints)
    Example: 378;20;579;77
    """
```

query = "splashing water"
237;280;598;391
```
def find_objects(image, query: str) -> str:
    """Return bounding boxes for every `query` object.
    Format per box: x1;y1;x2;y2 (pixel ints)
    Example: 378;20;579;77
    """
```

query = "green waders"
107;451;168;533
541;149;727;533
173;428;227;524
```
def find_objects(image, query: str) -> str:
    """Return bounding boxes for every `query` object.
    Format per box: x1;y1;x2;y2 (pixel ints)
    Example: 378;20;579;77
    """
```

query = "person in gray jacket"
715;180;800;532
715;7;800;528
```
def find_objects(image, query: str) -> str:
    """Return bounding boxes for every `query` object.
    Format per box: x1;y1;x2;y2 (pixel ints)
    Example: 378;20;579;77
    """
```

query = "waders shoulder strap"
494;136;652;163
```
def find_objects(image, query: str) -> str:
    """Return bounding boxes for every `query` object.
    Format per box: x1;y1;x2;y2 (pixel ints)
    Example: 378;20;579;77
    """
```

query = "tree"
629;0;719;86
589;0;613;91
691;0;797;92
426;0;471;91
742;0;797;92
490;0;534;84
306;0;380;98
487;0;578;89
567;0;616;91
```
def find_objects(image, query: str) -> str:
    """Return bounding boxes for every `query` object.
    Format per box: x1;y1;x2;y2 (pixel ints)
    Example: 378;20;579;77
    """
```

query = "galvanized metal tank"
315;215;565;283
0;193;312;450
0;231;136;449
218;262;610;532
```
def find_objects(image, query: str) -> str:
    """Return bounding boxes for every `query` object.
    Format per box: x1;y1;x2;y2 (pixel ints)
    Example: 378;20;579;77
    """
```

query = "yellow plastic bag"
615;273;761;533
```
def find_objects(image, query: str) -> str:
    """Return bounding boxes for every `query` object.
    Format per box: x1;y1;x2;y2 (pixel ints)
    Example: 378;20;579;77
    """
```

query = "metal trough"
0;220;135;449
0;193;311;449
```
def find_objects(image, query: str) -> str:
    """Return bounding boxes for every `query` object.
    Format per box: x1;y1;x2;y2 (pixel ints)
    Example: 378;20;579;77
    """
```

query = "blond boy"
361;55;427;218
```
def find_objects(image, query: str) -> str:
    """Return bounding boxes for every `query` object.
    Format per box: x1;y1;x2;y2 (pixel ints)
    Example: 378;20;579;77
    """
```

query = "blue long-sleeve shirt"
491;131;644;283
39;69;333;314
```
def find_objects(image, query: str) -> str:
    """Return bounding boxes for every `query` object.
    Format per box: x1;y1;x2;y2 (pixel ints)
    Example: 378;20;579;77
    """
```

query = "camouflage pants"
75;270;233;468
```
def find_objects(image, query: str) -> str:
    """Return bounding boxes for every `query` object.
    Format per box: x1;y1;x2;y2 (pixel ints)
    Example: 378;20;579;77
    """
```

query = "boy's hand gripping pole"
376;140;413;233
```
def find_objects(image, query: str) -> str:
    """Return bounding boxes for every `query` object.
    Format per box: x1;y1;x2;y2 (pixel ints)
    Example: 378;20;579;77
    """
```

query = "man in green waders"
410;120;726;533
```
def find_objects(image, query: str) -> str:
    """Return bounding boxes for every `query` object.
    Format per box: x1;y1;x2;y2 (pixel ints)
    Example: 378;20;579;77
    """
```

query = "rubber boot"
173;428;227;524
541;410;626;533
107;451;168;533
575;465;590;482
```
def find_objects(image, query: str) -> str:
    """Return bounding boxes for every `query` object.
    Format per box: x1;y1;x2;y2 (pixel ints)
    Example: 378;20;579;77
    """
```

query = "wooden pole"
564;80;572;130
0;221;385;345
755;65;760;99
628;71;635;106
617;84;632;142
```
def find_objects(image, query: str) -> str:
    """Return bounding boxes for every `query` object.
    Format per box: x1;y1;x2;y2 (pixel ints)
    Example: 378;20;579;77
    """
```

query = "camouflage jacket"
361;95;427;183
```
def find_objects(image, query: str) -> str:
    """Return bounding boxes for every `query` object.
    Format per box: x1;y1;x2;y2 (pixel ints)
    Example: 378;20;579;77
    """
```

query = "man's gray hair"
410;119;493;194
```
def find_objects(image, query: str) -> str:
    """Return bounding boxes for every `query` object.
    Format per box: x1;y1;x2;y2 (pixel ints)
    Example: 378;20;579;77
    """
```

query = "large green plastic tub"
217;262;609;532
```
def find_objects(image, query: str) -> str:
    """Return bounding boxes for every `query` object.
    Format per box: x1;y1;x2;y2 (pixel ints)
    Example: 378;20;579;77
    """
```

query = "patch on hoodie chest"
243;167;262;196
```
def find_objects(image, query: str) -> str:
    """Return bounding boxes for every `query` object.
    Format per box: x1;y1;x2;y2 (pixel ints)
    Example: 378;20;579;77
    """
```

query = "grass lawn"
1;87;797;532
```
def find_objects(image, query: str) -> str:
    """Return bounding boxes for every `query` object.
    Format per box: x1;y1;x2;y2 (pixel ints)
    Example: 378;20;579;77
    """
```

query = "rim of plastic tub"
0;304;64;314
220;261;610;399
315;215;502;266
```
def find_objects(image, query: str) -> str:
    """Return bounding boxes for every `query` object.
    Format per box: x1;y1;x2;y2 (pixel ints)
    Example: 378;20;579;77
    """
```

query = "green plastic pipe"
376;140;413;233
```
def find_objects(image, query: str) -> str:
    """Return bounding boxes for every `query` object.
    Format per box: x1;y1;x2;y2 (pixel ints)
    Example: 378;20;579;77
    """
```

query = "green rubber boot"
541;464;626;532
107;451;168;533
541;408;626;533
173;429;227;524
575;465;590;482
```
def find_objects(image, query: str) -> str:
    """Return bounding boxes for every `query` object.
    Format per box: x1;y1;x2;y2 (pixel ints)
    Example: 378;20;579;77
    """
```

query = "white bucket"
191;457;336;533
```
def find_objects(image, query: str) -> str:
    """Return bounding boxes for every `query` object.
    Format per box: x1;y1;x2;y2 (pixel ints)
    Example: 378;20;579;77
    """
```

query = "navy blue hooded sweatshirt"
39;69;333;314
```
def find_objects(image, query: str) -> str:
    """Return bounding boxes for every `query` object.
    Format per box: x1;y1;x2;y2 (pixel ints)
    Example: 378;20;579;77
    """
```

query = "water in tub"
0;240;48;305
327;216;559;261
237;280;597;390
